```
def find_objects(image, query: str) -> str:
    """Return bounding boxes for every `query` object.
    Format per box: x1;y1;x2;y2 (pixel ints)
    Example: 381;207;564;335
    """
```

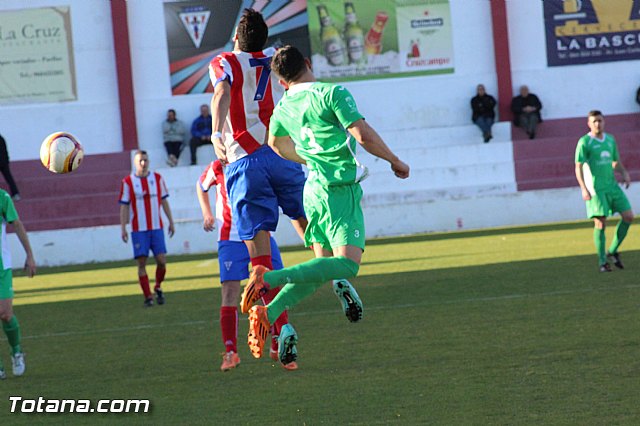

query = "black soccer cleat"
607;252;624;270
155;288;165;305
599;263;613;273
144;297;154;307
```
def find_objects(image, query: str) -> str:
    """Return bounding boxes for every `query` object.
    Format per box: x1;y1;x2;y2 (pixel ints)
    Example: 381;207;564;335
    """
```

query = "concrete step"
379;121;512;149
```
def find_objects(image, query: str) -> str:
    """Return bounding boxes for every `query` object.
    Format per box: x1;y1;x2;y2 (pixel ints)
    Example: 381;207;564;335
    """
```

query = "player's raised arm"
268;134;306;165
347;119;409;179
11;219;35;277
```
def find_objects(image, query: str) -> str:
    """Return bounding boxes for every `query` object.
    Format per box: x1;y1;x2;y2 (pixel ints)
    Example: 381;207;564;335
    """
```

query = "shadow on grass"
14;272;221;296
17;219;614;278
9;249;640;424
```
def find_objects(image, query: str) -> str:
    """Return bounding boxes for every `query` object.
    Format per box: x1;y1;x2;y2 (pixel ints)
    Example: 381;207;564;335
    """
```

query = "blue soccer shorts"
131;229;167;259
225;146;306;241
217;237;283;283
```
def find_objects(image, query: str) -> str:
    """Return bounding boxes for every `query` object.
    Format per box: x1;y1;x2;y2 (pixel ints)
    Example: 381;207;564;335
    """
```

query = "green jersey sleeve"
330;85;364;129
0;191;18;223
575;136;588;163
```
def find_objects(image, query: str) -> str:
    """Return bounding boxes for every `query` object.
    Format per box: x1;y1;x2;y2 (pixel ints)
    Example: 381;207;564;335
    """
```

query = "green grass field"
1;220;639;424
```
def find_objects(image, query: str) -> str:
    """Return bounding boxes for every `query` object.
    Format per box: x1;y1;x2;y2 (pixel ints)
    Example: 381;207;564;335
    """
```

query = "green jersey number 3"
301;127;323;154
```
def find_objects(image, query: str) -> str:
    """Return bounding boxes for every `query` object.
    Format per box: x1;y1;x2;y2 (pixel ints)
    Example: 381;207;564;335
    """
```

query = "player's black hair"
134;150;148;158
167;109;176;114
588;110;603;118
236;8;268;52
271;45;307;83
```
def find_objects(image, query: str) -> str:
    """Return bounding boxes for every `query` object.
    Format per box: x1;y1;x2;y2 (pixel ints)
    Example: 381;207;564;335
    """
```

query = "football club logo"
179;7;211;49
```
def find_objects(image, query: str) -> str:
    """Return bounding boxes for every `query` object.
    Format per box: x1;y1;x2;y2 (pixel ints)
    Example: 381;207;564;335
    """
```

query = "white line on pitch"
22;283;640;340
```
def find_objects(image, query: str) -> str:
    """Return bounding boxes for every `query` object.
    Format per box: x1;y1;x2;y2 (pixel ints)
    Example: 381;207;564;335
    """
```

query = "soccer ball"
40;132;84;174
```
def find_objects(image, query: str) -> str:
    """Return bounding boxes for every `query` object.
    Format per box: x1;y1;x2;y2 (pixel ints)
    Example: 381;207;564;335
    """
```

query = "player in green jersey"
239;45;410;360
575;110;633;272
0;189;36;378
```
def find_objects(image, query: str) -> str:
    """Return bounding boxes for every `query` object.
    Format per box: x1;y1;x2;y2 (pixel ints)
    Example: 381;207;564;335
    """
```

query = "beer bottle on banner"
364;11;389;55
343;2;366;65
317;4;346;66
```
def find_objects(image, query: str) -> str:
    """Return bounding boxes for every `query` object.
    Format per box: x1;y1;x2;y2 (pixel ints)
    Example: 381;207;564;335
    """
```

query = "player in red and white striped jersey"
196;160;296;371
208;8;307;281
119;151;175;307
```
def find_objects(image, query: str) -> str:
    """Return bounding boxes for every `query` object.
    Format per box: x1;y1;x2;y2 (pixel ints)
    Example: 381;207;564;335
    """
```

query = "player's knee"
337;256;360;278
221;281;240;305
0;310;13;322
623;212;634;223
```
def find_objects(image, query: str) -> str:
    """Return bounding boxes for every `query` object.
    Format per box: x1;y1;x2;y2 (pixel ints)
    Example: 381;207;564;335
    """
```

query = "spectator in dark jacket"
636;85;640;107
189;104;213;165
511;85;542;139
471;84;497;143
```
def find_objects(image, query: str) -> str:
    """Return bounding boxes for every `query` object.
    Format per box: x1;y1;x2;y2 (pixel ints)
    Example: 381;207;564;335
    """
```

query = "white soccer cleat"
12;352;25;376
0;367;6;380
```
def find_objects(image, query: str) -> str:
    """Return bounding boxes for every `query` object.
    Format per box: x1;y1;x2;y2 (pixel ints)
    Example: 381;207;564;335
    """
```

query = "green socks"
594;228;606;265
608;220;631;255
264;256;359;287
2;316;21;355
267;282;326;323
263;256;361;323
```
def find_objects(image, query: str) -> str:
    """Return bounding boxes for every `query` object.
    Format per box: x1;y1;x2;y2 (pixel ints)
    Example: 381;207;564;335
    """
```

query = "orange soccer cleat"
247;305;270;358
281;361;298;371
240;265;269;314
220;352;240;372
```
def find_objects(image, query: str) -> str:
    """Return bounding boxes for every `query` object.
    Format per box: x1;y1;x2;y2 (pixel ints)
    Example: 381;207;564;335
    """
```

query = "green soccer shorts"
303;180;366;251
0;268;14;300
586;185;632;218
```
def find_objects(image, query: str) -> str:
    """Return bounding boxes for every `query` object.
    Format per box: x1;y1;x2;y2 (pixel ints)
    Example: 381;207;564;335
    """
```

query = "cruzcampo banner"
164;0;311;95
0;6;77;104
544;0;640;66
307;0;454;81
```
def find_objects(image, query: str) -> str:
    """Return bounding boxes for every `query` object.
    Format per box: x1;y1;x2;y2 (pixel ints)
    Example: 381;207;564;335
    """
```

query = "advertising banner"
307;0;454;81
544;0;640;66
164;0;310;96
0;6;76;105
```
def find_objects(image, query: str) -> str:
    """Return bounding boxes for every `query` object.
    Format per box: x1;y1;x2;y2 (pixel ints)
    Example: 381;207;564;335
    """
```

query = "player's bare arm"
268;134;307;165
574;162;591;201
119;204;129;243
195;182;215;232
161;199;175;238
613;161;631;188
11;219;36;277
347;119;409;179
210;80;232;164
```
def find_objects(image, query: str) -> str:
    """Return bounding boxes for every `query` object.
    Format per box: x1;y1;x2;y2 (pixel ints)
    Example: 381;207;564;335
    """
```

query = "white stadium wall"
506;0;640;120
2;1;639;161
0;0;122;160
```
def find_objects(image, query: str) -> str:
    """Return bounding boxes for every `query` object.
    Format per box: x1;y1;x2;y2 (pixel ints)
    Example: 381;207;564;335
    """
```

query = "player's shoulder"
603;132;617;143
577;133;592;145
